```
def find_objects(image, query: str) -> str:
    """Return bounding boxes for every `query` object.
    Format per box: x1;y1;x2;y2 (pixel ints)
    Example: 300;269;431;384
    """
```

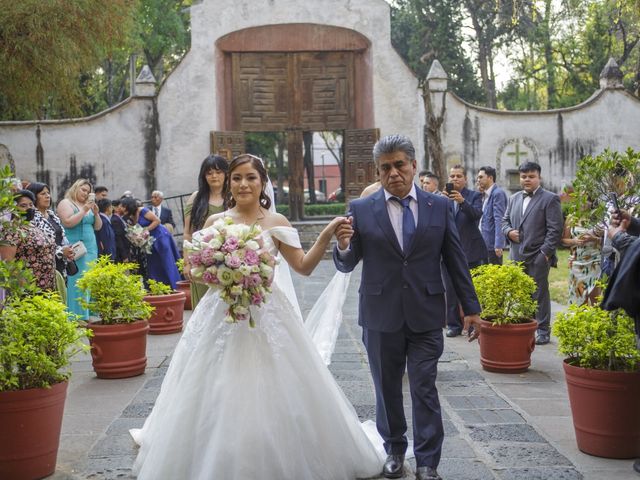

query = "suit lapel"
521;189;543;224
405;189;433;257
371;190;403;256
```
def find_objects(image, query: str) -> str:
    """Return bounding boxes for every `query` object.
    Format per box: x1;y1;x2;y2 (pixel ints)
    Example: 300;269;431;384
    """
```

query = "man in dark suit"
150;190;176;233
334;134;481;480
111;199;132;263
477;166;508;264
501;161;563;345
443;165;486;337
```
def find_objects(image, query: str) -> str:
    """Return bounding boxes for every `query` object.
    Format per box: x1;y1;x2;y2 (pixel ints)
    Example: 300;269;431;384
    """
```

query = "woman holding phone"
57;179;102;320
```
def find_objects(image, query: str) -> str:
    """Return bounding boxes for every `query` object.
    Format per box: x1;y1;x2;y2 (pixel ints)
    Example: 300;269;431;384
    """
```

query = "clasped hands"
608;209;631;239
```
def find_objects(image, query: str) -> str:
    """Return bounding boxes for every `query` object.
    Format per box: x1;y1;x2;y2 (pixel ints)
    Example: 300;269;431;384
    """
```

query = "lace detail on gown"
131;227;383;480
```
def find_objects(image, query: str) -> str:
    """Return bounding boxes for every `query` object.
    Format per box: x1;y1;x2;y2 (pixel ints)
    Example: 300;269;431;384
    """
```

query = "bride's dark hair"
225;154;272;210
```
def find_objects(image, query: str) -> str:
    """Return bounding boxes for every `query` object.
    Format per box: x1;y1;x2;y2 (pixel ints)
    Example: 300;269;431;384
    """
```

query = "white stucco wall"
438;86;640;193
0;98;154;201
156;0;424;196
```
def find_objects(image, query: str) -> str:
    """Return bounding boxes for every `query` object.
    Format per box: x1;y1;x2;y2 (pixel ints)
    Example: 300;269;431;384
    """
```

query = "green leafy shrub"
76;256;154;324
471;262;537;325
552;305;640;371
147;279;173;296
275;203;347;217
175;258;184;271
0;293;90;391
568;148;640;230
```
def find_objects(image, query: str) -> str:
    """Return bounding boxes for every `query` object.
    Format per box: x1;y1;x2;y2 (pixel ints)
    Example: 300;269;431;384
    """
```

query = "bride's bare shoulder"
262;211;292;229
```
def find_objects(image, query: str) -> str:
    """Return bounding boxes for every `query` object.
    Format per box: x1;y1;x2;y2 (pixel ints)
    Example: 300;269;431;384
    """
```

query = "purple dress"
138;207;181;289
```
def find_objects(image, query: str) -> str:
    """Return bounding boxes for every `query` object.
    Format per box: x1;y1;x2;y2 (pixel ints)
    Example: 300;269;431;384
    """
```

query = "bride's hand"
332;217;354;250
326;216;350;234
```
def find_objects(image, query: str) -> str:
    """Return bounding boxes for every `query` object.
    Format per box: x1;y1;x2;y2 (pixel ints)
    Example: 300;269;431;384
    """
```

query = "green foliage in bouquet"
76;256;153;325
471;262;537;325
552;304;640;372
568;148;640;230
0;292;90;391
147;279;173;296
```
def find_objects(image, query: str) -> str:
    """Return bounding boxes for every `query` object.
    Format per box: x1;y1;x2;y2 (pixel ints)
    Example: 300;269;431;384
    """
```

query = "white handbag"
71;240;88;260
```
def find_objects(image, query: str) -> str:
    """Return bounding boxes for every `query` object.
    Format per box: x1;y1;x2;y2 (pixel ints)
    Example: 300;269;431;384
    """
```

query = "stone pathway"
75;262;582;479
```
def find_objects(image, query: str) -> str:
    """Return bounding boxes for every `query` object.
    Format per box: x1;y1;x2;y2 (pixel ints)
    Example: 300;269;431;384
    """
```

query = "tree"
0;0;137;120
390;0;484;104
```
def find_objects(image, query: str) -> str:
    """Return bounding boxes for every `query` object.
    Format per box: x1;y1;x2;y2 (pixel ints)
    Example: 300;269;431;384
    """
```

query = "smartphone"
445;183;454;194
609;192;620;213
88;193;96;203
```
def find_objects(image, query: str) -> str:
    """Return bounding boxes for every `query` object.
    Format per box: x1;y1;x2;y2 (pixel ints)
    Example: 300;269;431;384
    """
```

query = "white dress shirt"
522;186;541;215
383;185;419;249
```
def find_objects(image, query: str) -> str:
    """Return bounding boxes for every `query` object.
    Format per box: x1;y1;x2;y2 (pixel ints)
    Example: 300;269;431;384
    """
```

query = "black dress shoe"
633;458;640;474
382;454;405;479
535;332;550;345
416;466;442;480
446;328;460;338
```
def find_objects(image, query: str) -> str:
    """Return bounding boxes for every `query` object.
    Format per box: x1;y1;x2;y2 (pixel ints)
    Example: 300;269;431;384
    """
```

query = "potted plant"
77;256;154;379
0;278;89;479
552;304;640;458
174;258;192;310
143;279;186;334
471;262;538;373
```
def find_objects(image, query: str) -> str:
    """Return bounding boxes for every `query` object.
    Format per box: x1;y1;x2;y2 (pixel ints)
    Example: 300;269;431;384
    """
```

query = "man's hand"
462;314;482;342
611;209;631;228
494;248;503;258
507;229;520;243
608;218;630;239
335;217;354;250
447;190;464;204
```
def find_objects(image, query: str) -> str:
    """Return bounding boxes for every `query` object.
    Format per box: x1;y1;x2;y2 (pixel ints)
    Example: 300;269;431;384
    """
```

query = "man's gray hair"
372;134;415;163
151;190;164;198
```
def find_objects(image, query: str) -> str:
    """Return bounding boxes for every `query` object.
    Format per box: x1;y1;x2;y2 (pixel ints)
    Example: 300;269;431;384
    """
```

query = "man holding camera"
443;165;486;337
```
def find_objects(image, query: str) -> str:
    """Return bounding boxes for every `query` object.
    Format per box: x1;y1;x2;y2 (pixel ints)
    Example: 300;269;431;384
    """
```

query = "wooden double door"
213;51;378;219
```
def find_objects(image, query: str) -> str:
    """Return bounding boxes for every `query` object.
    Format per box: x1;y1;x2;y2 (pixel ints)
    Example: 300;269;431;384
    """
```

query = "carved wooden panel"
232;53;291;131
344;128;380;201
231;52;353;131
297;52;353;131
210;131;245;161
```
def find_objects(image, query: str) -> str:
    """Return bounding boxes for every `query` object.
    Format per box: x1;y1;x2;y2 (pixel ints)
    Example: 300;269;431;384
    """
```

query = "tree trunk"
303;131;315;203
542;0;556;108
422;84;447;190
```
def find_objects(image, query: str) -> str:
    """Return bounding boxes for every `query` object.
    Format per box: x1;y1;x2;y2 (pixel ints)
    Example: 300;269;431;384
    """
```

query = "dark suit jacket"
602;236;640;334
158;205;175;228
480;185;508;251
501;188;563;266
454;187;485;265
111;214;131;262
334;186;480;333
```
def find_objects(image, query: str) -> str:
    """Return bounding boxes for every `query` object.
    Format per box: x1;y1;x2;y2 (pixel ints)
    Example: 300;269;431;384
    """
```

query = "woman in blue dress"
57;179;102;320
120;197;181;289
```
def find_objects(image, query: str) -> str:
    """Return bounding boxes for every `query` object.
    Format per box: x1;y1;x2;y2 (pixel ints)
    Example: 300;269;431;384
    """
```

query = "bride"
130;154;383;479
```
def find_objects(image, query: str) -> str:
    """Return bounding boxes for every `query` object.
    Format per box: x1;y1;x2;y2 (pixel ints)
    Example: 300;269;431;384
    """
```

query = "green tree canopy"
0;0;137;120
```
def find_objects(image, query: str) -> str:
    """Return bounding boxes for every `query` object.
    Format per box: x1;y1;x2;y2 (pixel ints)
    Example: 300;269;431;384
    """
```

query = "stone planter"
478;318;537;373
175;280;192;310
563;360;640;458
87;320;149;379
143;291;186;334
0;381;68;479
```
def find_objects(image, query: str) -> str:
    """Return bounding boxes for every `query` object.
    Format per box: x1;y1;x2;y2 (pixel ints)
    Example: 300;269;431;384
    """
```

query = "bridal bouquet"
183;217;276;327
125;224;155;254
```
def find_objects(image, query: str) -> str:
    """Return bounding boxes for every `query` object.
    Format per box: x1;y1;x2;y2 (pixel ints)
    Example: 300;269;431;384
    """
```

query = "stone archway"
215;24;377;219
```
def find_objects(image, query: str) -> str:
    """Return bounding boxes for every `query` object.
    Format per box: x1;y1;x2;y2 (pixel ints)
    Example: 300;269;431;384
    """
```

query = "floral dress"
1;223;56;291
568;225;602;305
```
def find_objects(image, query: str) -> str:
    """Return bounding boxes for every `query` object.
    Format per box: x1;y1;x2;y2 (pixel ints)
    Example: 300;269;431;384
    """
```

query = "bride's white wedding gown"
130;227;383;480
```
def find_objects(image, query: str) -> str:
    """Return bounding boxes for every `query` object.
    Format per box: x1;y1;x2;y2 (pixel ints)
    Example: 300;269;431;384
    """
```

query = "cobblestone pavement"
52;261;637;479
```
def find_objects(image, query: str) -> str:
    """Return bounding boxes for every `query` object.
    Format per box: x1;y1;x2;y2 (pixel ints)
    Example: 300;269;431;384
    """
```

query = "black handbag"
65;259;79;276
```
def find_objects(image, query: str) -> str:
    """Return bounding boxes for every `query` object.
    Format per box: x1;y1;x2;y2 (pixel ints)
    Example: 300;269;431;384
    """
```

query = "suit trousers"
523;254;551;333
445;259;486;332
363;325;444;468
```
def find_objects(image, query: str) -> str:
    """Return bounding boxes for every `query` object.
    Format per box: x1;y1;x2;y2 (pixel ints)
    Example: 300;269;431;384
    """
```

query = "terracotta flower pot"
176;280;192;310
563;360;640;458
0;381;68;479
87;320;149;379
478;318;537;373
143;291;186;334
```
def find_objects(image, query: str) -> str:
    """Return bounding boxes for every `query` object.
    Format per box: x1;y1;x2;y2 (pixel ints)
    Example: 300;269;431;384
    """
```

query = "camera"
445;183;454;194
88;193;96;203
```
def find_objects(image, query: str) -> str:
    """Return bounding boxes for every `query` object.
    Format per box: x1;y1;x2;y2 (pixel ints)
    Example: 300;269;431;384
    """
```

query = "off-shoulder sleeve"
268;226;301;249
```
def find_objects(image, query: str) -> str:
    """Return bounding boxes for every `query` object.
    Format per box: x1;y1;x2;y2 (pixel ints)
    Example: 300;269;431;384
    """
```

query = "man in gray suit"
501;161;563;345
